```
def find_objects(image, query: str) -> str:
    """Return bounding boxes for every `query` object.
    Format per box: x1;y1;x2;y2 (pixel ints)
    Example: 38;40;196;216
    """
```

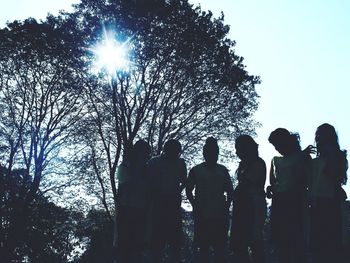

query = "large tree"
0;0;261;260
68;0;260;255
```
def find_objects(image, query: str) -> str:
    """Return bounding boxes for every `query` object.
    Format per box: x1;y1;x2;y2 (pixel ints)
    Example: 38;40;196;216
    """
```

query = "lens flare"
92;31;130;75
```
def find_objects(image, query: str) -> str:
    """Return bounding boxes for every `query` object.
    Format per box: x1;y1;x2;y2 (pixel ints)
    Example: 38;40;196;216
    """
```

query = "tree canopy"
0;0;260;261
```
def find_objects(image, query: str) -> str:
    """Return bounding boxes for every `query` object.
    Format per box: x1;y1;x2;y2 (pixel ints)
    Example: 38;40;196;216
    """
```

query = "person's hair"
203;137;219;163
163;139;182;156
235;135;259;177
235;135;258;161
268;128;301;154
130;139;151;162
316;123;348;185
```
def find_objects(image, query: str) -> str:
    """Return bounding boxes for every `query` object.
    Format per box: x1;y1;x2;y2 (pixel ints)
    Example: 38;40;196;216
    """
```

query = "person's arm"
300;153;312;190
146;158;158;198
186;169;196;208
179;159;187;192
266;158;275;199
223;169;234;209
245;158;267;187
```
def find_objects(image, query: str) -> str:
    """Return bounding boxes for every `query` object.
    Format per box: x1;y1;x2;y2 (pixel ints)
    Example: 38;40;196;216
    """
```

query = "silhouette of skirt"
152;194;183;248
310;198;343;261
231;194;266;246
231;195;254;249
271;192;304;247
118;205;147;259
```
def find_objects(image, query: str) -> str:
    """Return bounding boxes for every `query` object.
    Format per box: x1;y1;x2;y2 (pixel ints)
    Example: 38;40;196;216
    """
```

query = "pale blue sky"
1;0;349;194
190;0;350;195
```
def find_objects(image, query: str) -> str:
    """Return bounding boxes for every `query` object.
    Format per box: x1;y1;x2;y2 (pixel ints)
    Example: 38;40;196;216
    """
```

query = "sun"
92;31;130;75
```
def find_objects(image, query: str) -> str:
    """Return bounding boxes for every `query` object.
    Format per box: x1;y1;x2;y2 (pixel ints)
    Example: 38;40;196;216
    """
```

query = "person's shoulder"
271;156;283;164
178;157;186;165
256;157;267;167
117;162;129;171
148;155;162;165
117;163;130;182
272;156;283;161
216;163;229;173
191;162;205;171
311;156;323;164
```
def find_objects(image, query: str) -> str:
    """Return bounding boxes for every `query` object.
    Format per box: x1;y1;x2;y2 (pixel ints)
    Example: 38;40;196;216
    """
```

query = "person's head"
315;123;348;185
163;139;182;159
315;123;340;156
235;135;258;161
203;137;219;164
131;139;151;163
268;128;301;156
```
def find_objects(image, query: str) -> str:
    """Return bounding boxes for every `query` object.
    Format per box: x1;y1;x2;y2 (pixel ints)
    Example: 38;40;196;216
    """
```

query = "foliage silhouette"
0;18;86;261
0;0;260;261
63;0;260;254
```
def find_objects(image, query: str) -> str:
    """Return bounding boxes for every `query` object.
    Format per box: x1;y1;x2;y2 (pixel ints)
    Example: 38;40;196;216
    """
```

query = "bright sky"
1;0;349;195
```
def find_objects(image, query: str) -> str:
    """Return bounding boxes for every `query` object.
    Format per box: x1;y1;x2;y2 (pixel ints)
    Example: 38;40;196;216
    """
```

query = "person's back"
116;140;152;263
271;152;308;194
186;137;233;263
117;162;151;209
309;157;339;199
190;162;231;219
148;139;187;263
309;123;348;263
231;135;266;263
268;128;309;263
148;154;187;196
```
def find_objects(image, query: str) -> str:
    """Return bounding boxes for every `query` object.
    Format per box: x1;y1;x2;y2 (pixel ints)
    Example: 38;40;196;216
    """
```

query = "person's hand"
303;145;316;155
190;199;198;210
225;201;232;211
266;185;273;199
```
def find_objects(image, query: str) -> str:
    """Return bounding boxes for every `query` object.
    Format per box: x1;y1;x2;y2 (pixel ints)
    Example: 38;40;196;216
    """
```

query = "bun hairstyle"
268;128;290;144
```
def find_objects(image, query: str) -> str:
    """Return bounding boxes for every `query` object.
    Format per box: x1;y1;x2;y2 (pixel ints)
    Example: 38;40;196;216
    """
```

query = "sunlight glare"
92;31;130;75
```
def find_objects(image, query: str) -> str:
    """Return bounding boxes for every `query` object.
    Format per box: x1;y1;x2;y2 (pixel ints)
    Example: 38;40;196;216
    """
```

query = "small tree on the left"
0;18;85;261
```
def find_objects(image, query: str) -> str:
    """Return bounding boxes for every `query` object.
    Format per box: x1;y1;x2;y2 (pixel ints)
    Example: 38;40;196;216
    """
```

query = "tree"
76;209;114;263
0;18;85;260
0;166;85;263
0;0;261;260
68;0;260;256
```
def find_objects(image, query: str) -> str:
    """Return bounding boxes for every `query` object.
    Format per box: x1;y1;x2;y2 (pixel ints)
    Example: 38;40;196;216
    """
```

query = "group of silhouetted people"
116;123;348;263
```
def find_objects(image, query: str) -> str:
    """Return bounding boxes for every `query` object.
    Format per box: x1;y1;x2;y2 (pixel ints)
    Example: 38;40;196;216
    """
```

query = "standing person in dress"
267;128;310;263
148;139;187;263
309;123;348;263
230;135;267;263
117;139;152;263
186;137;233;263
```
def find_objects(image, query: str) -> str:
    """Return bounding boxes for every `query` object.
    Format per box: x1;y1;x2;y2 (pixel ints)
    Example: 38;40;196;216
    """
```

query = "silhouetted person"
309;123;348;263
267;128;310;263
230;135;266;263
117;140;152;263
148;139;187;263
186;137;233;263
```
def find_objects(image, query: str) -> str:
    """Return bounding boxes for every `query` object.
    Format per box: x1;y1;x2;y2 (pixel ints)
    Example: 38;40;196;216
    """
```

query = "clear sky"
1;0;349;195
